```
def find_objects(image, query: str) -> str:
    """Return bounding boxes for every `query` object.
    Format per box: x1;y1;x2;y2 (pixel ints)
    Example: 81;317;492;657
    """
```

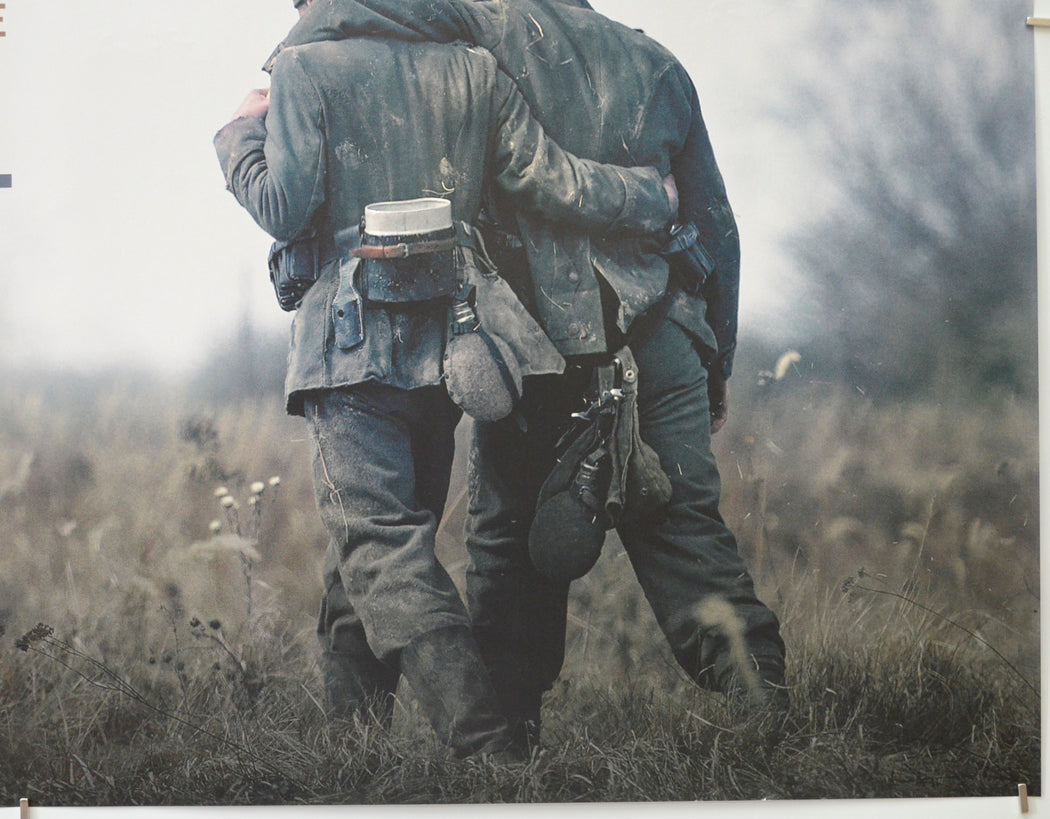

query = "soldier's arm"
214;51;327;242
264;0;500;71
652;62;740;381
488;69;675;236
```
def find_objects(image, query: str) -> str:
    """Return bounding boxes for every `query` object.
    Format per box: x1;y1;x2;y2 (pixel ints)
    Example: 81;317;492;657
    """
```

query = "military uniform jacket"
215;38;673;411
269;0;738;375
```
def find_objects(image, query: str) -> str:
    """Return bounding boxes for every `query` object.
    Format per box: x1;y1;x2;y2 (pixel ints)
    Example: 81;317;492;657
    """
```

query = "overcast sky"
0;0;823;375
0;0;1028;376
0;0;295;374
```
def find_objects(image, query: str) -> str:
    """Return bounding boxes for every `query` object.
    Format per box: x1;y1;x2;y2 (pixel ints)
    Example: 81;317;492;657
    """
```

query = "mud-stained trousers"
305;383;514;758
464;316;787;741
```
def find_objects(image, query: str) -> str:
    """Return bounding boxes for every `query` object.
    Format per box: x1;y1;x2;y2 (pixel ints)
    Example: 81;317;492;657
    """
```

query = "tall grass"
0;366;1039;803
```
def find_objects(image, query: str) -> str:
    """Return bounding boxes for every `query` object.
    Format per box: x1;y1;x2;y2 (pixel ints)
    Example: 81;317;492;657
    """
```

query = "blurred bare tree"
189;316;288;404
782;0;1036;400
189;269;289;404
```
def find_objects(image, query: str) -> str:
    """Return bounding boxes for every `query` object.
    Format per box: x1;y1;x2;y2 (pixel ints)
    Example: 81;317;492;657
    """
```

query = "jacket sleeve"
263;0;501;71
658;64;740;379
213;52;327;242
488;69;673;236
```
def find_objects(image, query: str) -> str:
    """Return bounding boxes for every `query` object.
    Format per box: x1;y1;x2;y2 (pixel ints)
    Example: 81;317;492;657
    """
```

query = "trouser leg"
464;371;586;746
306;384;514;756
468;317;787;727
619;319;787;711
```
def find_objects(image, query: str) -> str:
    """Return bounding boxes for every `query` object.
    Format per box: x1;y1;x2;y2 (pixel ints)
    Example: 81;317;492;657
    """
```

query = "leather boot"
488;674;542;755
322;648;399;726
718;655;792;748
398;625;521;759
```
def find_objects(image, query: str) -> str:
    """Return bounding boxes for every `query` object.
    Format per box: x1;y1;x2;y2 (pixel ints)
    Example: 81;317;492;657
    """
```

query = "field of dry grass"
0;363;1039;804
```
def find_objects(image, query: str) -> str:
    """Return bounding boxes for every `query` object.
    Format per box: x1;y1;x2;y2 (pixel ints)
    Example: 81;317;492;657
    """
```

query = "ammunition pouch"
661;221;715;297
268;230;321;311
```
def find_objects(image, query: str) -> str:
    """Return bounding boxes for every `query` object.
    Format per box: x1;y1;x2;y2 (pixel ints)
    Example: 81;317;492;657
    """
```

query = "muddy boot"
507;716;541;758
322;648;399;726
718;656;792;748
494;684;542;757
718;654;789;711
398;625;522;759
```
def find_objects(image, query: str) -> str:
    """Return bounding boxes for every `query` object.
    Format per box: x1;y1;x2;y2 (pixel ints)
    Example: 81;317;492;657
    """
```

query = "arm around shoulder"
488;72;675;235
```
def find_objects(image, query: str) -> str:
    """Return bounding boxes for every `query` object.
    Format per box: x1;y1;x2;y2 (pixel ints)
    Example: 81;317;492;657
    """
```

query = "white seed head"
248;496;260;508
214;486;229;498
220;495;236;509
209;520;222;534
695;597;739;631
268;476;281;487
250;481;266;495
773;350;802;381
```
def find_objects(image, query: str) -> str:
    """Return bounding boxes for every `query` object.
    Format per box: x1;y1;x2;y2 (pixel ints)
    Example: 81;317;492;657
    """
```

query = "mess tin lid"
364;198;452;237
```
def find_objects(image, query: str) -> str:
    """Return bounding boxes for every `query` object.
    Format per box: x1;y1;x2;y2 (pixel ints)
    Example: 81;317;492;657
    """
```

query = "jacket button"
567;270;580;283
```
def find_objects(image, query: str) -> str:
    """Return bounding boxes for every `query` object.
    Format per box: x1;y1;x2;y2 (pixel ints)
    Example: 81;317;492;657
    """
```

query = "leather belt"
350;237;456;259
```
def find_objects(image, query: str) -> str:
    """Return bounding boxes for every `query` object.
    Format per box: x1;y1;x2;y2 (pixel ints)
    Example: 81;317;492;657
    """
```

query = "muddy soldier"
270;0;789;751
215;0;677;760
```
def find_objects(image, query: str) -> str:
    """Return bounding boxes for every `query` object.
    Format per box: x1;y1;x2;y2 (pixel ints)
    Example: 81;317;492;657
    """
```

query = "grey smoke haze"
0;0;1036;383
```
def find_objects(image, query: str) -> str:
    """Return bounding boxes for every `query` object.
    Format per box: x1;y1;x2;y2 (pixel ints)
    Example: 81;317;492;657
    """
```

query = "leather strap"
350;237;456;259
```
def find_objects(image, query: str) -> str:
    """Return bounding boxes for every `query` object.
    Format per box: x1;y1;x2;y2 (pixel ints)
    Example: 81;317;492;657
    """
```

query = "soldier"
268;0;789;754
215;3;677;759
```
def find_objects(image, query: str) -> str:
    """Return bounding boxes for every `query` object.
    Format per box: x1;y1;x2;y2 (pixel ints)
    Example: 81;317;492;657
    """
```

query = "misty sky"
0;0;1038;375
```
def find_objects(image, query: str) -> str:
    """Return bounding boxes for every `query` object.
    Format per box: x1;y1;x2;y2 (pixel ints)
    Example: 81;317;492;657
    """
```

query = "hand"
232;88;270;121
662;173;679;217
708;374;729;434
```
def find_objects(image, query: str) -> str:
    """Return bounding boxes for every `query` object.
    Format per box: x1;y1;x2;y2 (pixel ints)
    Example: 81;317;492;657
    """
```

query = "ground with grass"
0;366;1039;804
